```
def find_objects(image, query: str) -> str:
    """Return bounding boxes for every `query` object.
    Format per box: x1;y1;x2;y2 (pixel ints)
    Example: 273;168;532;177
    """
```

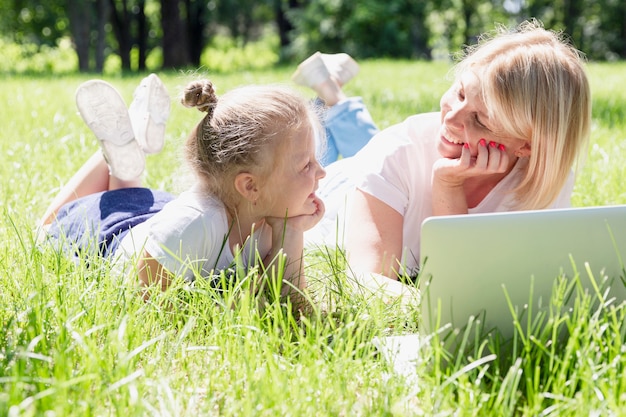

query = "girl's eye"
457;88;465;100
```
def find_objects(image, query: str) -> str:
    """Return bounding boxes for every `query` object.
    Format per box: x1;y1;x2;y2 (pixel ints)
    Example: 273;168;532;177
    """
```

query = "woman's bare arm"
345;189;404;279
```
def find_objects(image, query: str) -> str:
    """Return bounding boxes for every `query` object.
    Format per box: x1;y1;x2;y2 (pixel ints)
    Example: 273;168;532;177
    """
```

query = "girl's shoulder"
177;186;225;213
148;186;227;232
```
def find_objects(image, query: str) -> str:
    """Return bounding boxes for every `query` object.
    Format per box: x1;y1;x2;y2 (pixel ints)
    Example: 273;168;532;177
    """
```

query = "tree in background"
2;0;626;74
161;0;190;68
108;0;141;71
275;0;302;60
67;0;108;72
287;0;430;60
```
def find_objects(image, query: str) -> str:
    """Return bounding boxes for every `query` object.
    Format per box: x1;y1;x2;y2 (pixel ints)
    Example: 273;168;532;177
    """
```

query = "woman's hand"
434;139;509;184
432;139;510;215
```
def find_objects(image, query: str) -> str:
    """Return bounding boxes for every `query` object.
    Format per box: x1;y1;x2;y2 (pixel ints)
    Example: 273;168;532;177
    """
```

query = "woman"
296;21;591;294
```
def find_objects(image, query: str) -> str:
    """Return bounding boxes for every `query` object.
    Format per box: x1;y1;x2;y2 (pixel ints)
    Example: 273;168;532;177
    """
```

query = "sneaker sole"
75;80;145;181
129;74;171;154
321;52;360;86
291;52;331;88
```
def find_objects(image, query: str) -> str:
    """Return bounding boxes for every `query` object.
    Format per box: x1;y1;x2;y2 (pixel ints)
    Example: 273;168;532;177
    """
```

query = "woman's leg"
322;96;379;165
292;52;379;166
311;79;380;166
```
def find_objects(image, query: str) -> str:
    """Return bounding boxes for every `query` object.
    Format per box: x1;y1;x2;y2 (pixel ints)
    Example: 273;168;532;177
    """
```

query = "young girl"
41;75;326;300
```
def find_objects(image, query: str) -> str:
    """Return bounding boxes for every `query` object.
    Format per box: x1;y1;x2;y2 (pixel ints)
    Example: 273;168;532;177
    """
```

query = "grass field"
2;59;626;416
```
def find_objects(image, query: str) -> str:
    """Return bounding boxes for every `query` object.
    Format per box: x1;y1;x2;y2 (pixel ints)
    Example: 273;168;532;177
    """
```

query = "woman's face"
437;70;530;163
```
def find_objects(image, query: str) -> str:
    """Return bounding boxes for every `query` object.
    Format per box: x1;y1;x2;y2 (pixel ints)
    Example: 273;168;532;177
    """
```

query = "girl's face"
437;70;530;163
260;125;326;218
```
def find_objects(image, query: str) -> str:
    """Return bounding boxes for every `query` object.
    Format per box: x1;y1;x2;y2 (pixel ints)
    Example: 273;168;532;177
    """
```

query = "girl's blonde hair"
455;20;591;210
181;81;320;210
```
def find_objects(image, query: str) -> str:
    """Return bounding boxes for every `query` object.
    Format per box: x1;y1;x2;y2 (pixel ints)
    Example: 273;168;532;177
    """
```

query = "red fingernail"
498;144;506;151
464;142;470;149
489;141;497;148
479;138;487;147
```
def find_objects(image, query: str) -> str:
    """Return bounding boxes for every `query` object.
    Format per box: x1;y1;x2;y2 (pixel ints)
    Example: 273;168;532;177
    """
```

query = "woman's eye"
475;115;489;130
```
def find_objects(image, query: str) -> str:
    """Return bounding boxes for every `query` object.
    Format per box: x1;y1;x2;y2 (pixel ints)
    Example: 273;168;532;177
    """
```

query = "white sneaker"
292;52;330;88
75;80;145;181
128;73;171;154
320;52;360;86
292;52;360;88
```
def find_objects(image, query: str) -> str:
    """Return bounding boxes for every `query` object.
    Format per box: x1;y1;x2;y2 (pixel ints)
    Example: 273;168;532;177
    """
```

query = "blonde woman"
296;20;591;292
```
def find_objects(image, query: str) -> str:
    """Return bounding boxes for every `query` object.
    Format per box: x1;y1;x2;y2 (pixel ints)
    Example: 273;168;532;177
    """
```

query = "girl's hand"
265;197;325;234
262;197;325;298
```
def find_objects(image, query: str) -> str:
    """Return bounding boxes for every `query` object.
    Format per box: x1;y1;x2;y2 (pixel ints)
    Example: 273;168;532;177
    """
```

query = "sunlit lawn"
1;59;626;416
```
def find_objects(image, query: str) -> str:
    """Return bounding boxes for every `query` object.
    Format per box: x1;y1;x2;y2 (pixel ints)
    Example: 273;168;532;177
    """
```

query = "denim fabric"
47;187;174;260
318;97;379;166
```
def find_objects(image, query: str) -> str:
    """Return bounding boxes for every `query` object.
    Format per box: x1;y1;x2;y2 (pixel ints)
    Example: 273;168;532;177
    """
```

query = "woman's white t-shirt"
306;112;573;273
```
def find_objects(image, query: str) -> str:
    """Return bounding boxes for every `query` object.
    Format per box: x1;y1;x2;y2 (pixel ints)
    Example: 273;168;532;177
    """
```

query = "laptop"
418;204;626;342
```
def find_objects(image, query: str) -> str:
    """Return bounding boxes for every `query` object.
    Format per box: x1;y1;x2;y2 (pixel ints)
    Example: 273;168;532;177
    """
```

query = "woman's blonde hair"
181;81;320;210
455;19;591;210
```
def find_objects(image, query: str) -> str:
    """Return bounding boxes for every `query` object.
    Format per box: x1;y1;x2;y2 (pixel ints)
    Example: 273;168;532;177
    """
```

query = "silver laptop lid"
419;205;626;340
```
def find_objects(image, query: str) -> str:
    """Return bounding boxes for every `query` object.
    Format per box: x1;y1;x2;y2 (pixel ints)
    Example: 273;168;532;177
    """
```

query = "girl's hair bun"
181;80;217;114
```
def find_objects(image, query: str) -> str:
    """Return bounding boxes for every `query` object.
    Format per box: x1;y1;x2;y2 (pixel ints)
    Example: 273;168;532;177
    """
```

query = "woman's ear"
515;141;531;158
234;172;259;203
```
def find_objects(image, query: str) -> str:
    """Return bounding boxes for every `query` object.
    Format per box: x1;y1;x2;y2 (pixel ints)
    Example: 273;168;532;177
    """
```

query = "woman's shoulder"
368;111;440;151
403;111;441;136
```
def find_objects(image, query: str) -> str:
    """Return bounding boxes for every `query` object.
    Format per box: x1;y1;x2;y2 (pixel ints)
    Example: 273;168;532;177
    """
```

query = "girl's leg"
40;79;147;227
39;151;142;226
40;74;170;227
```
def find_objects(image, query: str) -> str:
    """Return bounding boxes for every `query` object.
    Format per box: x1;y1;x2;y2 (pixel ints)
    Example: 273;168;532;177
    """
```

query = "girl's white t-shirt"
306;112;573;273
115;183;270;282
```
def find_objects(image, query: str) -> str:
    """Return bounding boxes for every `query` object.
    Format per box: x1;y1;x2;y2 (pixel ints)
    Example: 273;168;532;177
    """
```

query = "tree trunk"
109;0;133;71
621;0;626;58
411;15;431;59
161;0;190;68
137;0;147;71
563;0;583;49
274;0;300;61
67;0;92;72
185;0;206;67
95;0;109;72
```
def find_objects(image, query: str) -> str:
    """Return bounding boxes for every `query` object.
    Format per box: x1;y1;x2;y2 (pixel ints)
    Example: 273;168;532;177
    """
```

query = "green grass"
2;60;626;416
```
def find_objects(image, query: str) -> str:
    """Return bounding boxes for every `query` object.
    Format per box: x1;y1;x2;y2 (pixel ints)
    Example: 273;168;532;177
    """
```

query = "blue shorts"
46;188;175;260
